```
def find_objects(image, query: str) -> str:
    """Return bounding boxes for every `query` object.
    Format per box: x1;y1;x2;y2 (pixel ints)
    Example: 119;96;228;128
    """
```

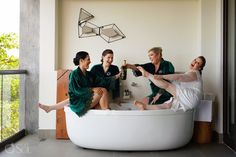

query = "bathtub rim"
64;106;194;116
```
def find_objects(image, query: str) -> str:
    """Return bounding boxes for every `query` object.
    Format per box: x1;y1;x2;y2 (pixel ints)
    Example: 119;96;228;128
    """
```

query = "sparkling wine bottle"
121;60;127;80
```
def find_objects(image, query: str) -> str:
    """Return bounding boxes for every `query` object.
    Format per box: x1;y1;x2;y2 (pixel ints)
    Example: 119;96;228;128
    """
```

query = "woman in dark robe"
91;49;120;101
39;51;120;117
124;47;175;105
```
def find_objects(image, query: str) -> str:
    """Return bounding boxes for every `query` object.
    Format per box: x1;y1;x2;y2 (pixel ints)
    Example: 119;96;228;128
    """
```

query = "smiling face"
189;57;204;71
80;55;91;70
102;53;114;66
148;50;162;64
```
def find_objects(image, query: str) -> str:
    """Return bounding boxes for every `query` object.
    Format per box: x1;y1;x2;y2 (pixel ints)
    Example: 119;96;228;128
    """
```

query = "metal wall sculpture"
78;8;126;43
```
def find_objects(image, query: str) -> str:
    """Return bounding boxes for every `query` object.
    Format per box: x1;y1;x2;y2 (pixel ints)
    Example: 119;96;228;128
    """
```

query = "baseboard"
212;131;223;143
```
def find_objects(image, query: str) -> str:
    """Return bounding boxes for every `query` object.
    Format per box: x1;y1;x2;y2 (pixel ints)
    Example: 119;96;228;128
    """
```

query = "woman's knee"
92;87;108;97
100;88;108;95
93;87;103;96
97;87;108;96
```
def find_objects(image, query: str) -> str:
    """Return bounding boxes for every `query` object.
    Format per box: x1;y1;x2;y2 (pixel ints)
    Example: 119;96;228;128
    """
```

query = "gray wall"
20;0;39;133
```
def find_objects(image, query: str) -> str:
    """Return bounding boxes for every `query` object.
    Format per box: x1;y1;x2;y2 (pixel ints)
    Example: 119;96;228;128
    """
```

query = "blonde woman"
134;56;206;111
125;47;175;105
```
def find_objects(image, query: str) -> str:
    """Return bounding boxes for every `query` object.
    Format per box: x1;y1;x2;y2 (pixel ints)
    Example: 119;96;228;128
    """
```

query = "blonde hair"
148;47;162;57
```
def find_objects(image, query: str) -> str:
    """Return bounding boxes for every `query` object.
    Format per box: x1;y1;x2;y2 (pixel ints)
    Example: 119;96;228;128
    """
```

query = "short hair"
73;51;89;66
148;47;162;56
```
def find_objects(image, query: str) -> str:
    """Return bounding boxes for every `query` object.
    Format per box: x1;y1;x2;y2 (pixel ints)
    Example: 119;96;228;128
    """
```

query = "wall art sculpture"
78;8;126;43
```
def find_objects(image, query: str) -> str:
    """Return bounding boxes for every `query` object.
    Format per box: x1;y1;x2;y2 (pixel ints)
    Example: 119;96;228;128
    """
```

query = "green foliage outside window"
0;33;20;141
0;33;19;70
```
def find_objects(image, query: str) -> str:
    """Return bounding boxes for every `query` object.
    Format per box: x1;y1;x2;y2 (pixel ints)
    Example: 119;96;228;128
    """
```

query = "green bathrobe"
91;64;120;99
133;58;175;104
68;67;116;117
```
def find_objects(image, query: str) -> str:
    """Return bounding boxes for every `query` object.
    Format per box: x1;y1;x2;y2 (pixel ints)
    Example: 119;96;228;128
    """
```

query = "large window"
0;0;19;70
0;0;26;149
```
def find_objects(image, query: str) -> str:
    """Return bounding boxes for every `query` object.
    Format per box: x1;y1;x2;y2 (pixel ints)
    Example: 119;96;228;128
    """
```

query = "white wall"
58;0;200;99
39;0;57;129
39;0;223;133
200;0;223;133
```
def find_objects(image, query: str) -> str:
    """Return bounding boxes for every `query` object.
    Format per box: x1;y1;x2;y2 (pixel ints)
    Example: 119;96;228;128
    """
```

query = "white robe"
171;70;203;111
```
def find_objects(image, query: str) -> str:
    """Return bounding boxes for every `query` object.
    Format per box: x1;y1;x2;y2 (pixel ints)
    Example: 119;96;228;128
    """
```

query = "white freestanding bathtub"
64;103;194;151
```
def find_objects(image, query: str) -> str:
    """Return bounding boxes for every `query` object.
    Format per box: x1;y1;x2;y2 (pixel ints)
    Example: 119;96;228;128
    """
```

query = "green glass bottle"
121;60;127;80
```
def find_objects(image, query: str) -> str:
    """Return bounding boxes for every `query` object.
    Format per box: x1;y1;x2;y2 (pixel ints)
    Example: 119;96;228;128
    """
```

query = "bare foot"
39;103;52;113
133;100;146;110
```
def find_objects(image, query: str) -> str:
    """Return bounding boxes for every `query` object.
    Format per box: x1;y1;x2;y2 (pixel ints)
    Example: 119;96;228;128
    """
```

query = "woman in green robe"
39;51;120;117
125;47;175;105
91;49;120;100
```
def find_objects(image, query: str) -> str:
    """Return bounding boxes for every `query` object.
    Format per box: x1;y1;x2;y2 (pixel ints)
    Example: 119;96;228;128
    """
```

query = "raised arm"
137;66;197;82
125;63;138;71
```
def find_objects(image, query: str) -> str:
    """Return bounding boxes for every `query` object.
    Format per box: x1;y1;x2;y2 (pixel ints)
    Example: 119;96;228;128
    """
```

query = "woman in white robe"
134;56;206;112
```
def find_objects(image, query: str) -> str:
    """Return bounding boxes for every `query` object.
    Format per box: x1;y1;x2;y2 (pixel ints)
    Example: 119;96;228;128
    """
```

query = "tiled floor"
0;134;235;157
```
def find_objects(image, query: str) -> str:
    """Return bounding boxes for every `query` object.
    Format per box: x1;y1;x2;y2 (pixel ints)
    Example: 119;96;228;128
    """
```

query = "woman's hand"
137;66;149;77
150;93;161;104
115;72;121;79
122;62;127;68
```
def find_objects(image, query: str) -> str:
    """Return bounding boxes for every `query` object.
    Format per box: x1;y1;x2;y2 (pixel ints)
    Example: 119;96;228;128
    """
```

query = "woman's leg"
139;97;149;104
139;93;162;105
91;87;109;110
99;88;109;109
90;88;103;108
133;100;146;110
148;76;176;97
39;98;69;113
134;98;173;110
137;66;177;97
146;103;172;110
90;94;101;109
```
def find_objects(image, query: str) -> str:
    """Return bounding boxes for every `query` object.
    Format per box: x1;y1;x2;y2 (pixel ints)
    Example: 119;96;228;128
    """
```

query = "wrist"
113;76;117;80
147;73;154;79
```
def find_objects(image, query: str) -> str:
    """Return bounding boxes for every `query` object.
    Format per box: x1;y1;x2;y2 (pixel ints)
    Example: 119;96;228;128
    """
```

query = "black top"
91;64;120;99
133;58;175;104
